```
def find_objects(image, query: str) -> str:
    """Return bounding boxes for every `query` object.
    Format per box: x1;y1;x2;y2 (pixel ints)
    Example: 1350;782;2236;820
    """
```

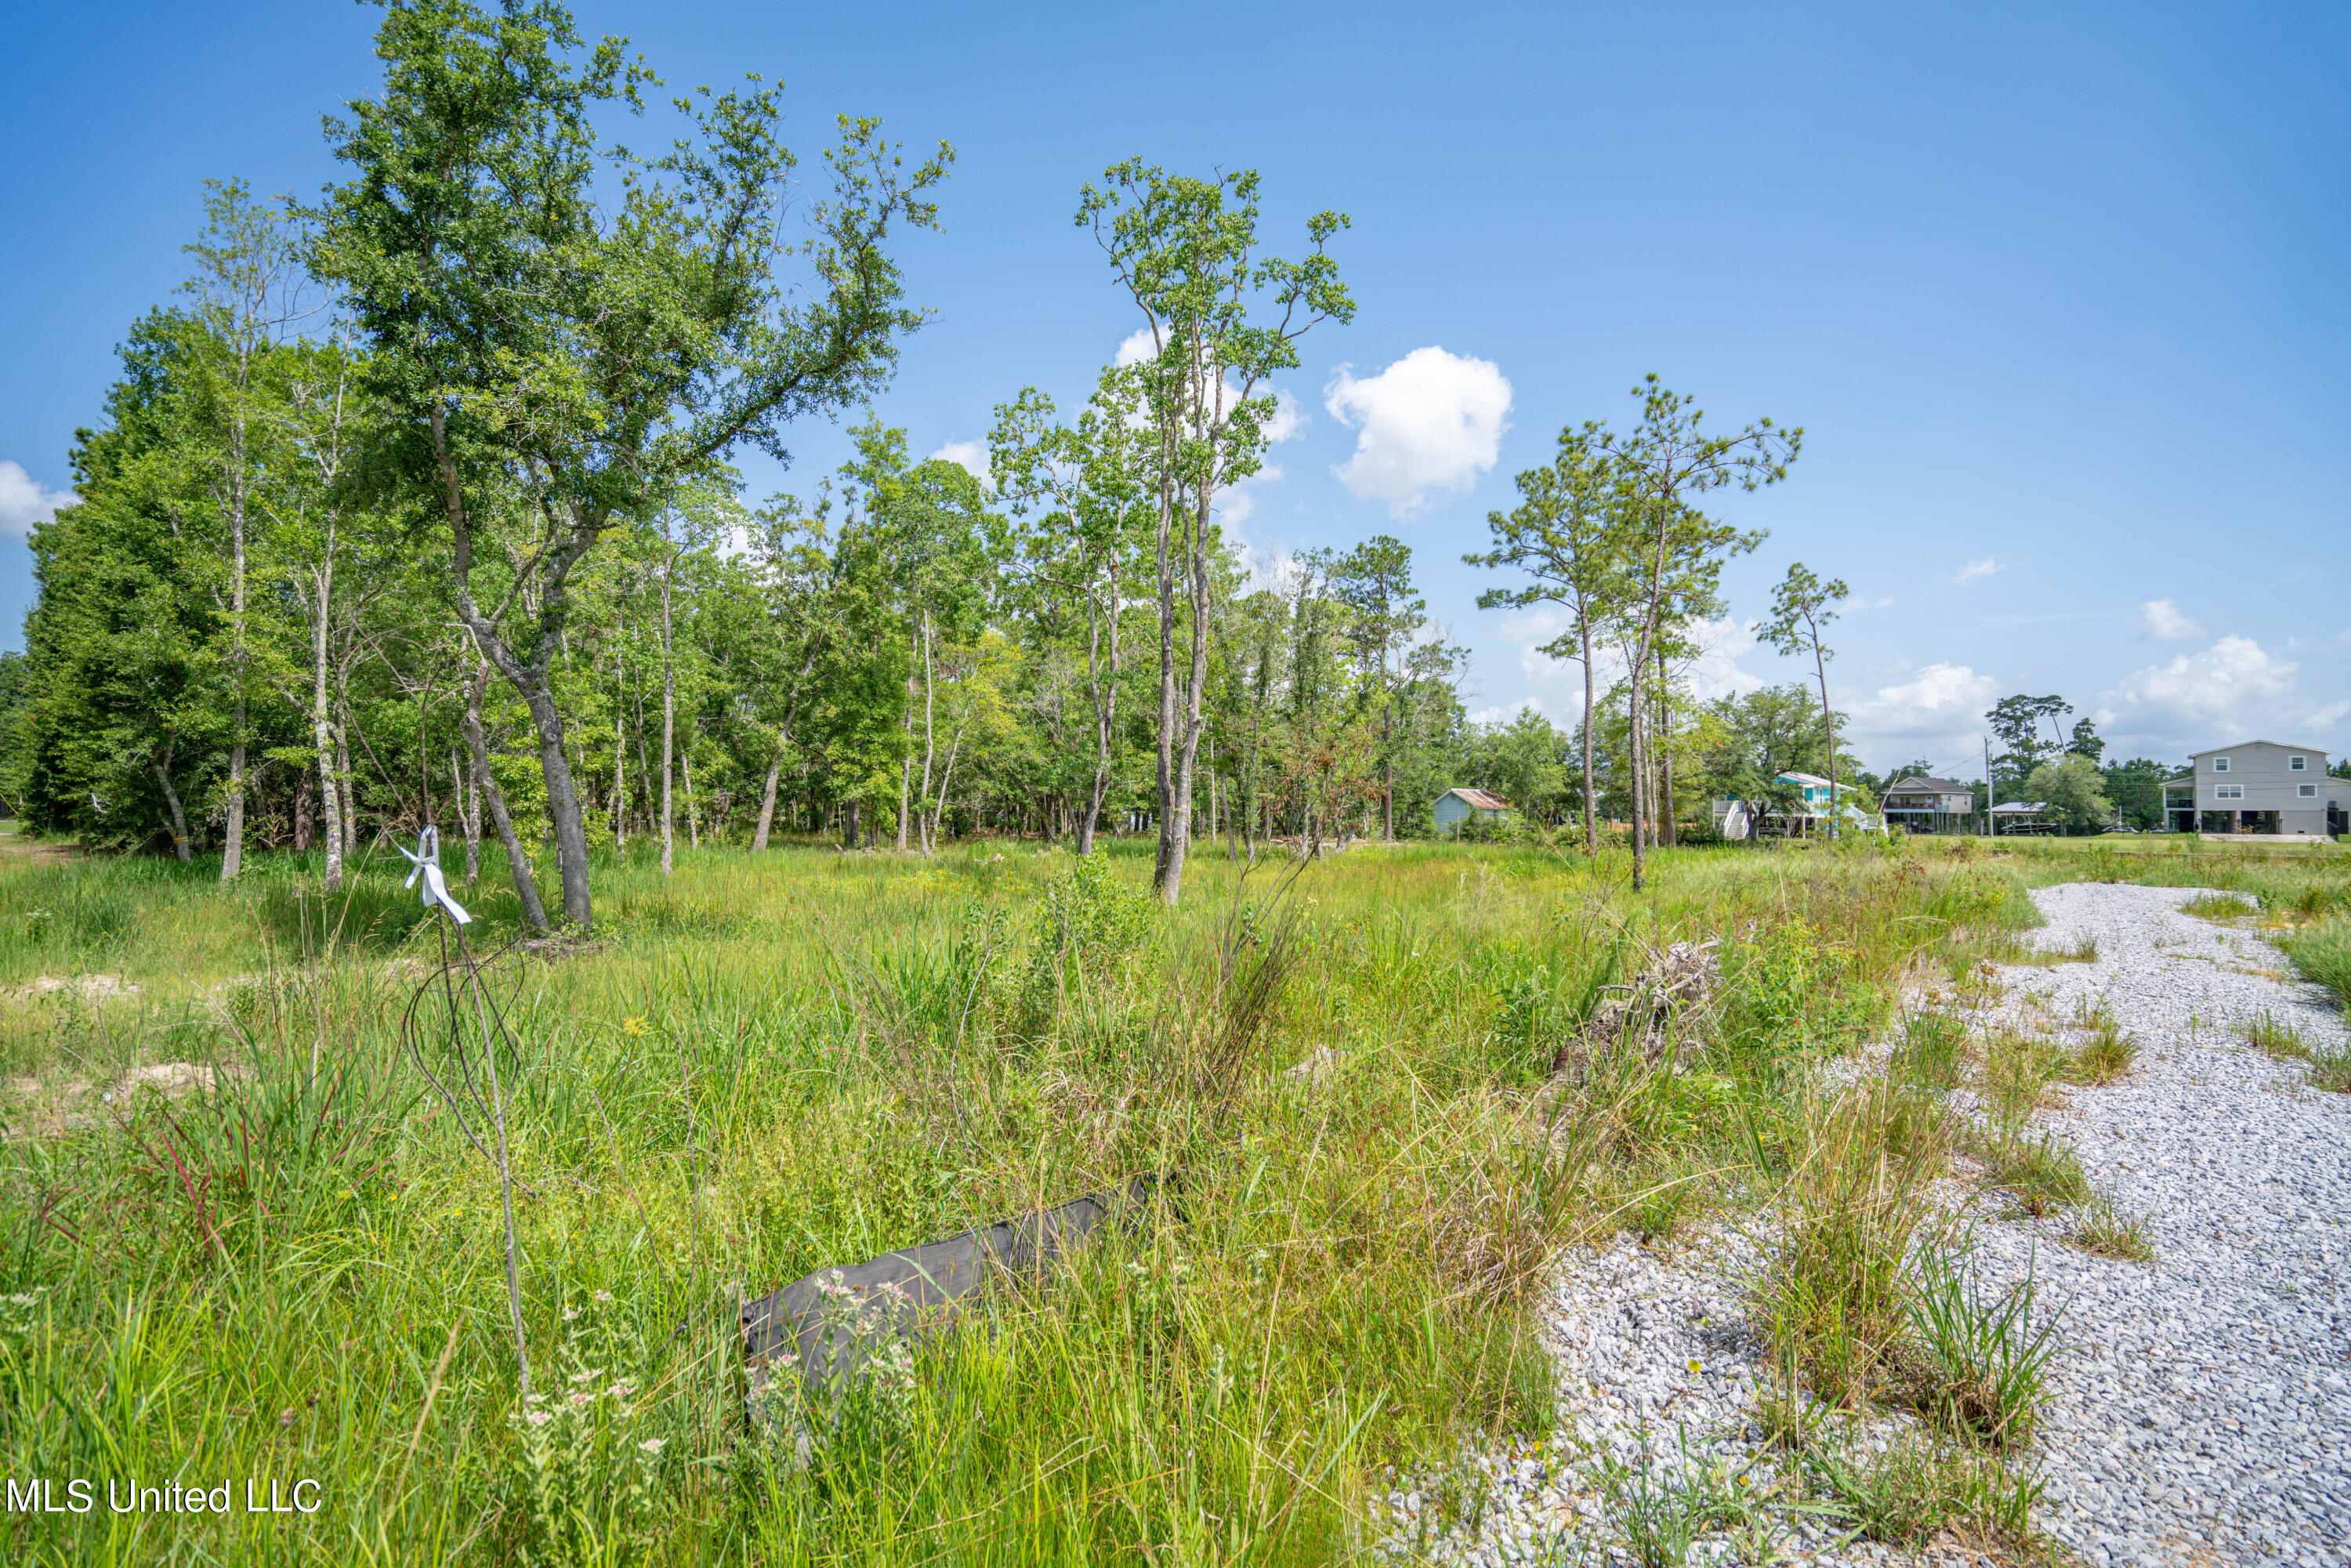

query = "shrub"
2282;918;2351;1006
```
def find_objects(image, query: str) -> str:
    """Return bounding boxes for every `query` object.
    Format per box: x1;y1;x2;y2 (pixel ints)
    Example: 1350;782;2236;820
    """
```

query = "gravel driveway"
1390;882;2351;1568
1962;882;2350;1568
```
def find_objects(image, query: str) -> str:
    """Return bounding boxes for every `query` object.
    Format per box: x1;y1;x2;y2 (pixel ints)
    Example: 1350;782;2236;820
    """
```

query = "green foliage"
2281;918;2351;1008
1899;1240;2060;1449
2022;755;2113;835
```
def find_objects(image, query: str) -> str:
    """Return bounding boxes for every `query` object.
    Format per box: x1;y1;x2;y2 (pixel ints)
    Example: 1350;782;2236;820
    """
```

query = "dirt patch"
2;1058;241;1139
5;973;141;1005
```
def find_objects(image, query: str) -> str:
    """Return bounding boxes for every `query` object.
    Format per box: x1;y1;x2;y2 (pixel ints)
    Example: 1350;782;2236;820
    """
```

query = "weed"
1761;1081;1946;1408
2182;893;2256;921
2281;918;2351;1005
1973;1129;2093;1217
2056;1016;2136;1087
2067;1202;2157;1262
1893;1009;1968;1093
1807;1431;2045;1554
2239;1009;2306;1059
1898;1240;2062;1449
1978;1025;2063;1126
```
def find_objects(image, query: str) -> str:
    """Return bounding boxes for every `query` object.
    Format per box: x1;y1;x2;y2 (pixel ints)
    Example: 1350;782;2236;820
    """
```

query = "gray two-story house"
2161;742;2346;836
1881;775;1976;834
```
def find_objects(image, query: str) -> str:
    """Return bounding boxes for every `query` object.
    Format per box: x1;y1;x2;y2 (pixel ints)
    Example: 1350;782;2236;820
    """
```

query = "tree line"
0;0;1864;925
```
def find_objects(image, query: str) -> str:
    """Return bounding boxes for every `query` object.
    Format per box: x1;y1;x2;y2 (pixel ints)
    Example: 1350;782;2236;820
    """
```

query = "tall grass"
0;834;2052;1563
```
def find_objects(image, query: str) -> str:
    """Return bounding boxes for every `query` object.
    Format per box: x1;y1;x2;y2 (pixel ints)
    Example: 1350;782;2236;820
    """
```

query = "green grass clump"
2281;918;2351;1006
1806;1432;2046;1556
2236;1004;2351;1095
2056;1004;2136;1086
1973;1129;2093;1218
1896;1241;2060;1450
2181;892;2257;921
2067;1202;2157;1262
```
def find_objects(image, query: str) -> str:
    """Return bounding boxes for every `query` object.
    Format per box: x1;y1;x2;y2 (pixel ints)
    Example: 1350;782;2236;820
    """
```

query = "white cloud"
1842;661;2004;753
0;461;75;539
1262;386;1305;443
1946;556;2002;585
1679;615;1766;702
1114;329;1306;443
1114;327;1157;368
2135;598;2200;639
925;440;989;487
2099;635;2316;748
1324;346;1512;517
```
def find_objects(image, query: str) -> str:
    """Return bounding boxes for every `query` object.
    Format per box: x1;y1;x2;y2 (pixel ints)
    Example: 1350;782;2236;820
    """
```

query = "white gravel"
1388;882;2351;1568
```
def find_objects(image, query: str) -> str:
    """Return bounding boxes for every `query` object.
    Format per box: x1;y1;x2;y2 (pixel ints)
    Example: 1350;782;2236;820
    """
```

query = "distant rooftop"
1444;788;1512;811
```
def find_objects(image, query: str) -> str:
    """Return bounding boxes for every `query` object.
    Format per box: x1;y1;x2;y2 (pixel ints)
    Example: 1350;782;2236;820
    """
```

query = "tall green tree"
1762;562;1849;836
1329;535;1425;840
1599;379;1798;886
1077;161;1353;904
991;368;1152;854
181;179;313;882
1468;423;1626;853
313;0;950;929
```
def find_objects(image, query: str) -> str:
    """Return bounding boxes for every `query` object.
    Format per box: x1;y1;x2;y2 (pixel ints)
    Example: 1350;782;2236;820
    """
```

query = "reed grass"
0;833;2064;1563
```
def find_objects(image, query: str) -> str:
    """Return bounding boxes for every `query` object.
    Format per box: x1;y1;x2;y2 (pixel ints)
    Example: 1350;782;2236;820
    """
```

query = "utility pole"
1983;736;1994;838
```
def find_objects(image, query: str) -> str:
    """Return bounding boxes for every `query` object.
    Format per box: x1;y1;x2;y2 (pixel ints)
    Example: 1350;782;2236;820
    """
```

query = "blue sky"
4;1;2346;775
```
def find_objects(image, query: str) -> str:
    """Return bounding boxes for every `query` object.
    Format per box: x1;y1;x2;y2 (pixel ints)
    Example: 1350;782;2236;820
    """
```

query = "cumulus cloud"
1114;329;1306;442
1678;616;1767;702
1324;346;1511;517
2136;598;2200;639
0;461;75;539
1946;556;2002;585
926;440;990;487
1842;662;2004;753
2098;636;2316;747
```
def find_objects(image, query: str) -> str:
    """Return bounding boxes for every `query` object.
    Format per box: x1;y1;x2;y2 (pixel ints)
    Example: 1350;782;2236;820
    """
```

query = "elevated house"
2160;742;2345;836
1713;773;1882;838
1433;788;1513;835
1880;775;1976;835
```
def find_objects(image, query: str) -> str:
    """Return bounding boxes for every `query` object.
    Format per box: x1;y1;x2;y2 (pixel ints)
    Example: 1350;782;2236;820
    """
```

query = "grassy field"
0;827;2343;1565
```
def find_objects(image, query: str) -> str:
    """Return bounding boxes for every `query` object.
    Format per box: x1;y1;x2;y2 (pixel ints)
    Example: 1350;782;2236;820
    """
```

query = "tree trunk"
1657;645;1677;848
154;745;192;862
464;662;551;932
897;623;916;853
1813;626;1838;842
1579;617;1598;854
1627;666;1648;885
754;753;784;852
294;769;313;853
660;510;676;878
682;744;699;850
220;410;249;882
312;569;346;892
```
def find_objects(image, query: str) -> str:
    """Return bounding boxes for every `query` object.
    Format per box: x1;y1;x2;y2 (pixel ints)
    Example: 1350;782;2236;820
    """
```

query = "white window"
2301;784;2318;798
2290;755;2306;770
2215;784;2243;800
2212;756;2230;772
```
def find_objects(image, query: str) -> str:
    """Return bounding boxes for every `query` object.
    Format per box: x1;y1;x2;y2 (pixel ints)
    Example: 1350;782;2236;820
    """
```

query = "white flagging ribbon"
400;825;473;925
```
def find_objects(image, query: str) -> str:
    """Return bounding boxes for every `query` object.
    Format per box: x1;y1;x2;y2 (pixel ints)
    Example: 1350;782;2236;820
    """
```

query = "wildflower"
570;1367;601;1385
592;1289;614;1303
525;1410;552;1427
562;1308;579;1322
567;1390;592;1408
1687;1359;1702;1375
622;1016;650;1037
639;1438;666;1455
610;1382;636;1399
